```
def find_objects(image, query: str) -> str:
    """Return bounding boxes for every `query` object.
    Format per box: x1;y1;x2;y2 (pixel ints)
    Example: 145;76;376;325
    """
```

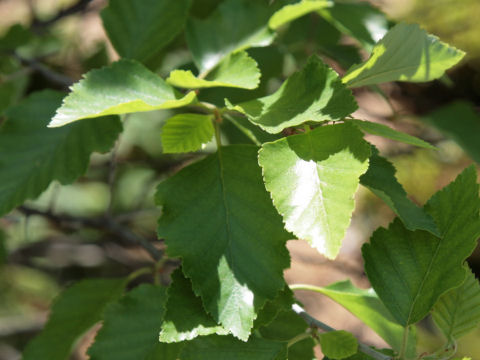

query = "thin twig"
31;0;94;31
13;53;73;88
18;206;162;261
291;304;393;360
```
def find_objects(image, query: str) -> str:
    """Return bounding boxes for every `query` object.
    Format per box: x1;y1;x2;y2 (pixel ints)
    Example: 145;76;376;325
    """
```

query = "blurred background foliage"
0;0;479;359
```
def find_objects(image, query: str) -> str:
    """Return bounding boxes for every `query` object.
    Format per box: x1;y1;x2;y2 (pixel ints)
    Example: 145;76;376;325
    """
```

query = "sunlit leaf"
269;0;331;30
161;114;214;154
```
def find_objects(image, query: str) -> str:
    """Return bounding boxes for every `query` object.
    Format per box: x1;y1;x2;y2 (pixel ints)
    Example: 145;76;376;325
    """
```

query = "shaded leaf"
156;145;291;340
258;123;370;259
319;330;358;359
433;266;480;342
0;230;6;267
269;0;331;30
101;0;191;65
362;167;480;326
319;2;388;51
351;119;435;150
180;335;287;360
160;268;229;343
186;0;275;73
227;55;357;134
360;147;439;235
259;310;315;360
420;101;480;163
161;114;214;154
305;280;416;357
49;59;196;127
343;23;465;88
167;51;260;89
22;278;127;360
88;284;181;360
0;24;33;51
0;90;121;217
254;286;294;329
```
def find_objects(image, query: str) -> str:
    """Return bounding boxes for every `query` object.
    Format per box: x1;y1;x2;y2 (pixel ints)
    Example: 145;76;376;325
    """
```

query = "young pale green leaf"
49;59;196;127
360;148;439;235
0;90;121;217
156;145;291;340
160;268;229;343
433;266;480;342
351;119;435;150
226;55;357;134
186;0;275;73
167;51;260;89
318;2;389;51
342;22;465;88
363;167;480;326
161;114;214;154
258;123;370;259
259;310;315;360
101;0;191;65
302;280;416;357
268;0;332;30
421;101;480;163
88;284;181;360
22;278;127;360
319;330;358;359
180;335;287;360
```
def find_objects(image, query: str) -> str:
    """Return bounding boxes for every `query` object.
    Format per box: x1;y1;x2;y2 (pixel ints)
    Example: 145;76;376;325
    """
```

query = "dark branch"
31;0;95;31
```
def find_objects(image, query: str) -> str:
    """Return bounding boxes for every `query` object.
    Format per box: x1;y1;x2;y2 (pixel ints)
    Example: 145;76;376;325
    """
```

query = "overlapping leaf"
253;286;294;329
88;284;181;360
258;123;370;259
343;23;465;88
186;0;275;74
360;148;438;234
268;0;331;30
167;51;260;89
49;59;196;127
0;90;121;217
432;266;480;342
351;119;435;150
156;145;291;340
180;335;287;360
318;2;389;51
363;167;480;326
160;268;229;343
305;280;416;356
259;310;315;360
421;101;480;163
22;278;127;360
161;114;214;153
319;330;358;359
227;56;357;134
101;0;191;65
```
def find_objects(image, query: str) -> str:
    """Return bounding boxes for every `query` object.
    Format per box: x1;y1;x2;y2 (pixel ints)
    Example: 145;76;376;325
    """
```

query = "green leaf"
360;148;439;235
226;55;357;134
420;101;480;163
433;266;480;342
160;268;229;343
254;286;294;329
318;2;389;51
186;0;275;73
167;51;261;89
350;119;436;150
180;335;287;360
161;114;214;154
101;0;191;65
49;59;196;127
319;330;358;359
268;0;331;30
88;284;181;360
362;167;480;326
22;278;127;360
258;123;370;259
259;310;315;360
342;22;465;88
0;230;6;267
156;145;291;340
0;24;34;51
0;90;121;217
305;280;416;357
